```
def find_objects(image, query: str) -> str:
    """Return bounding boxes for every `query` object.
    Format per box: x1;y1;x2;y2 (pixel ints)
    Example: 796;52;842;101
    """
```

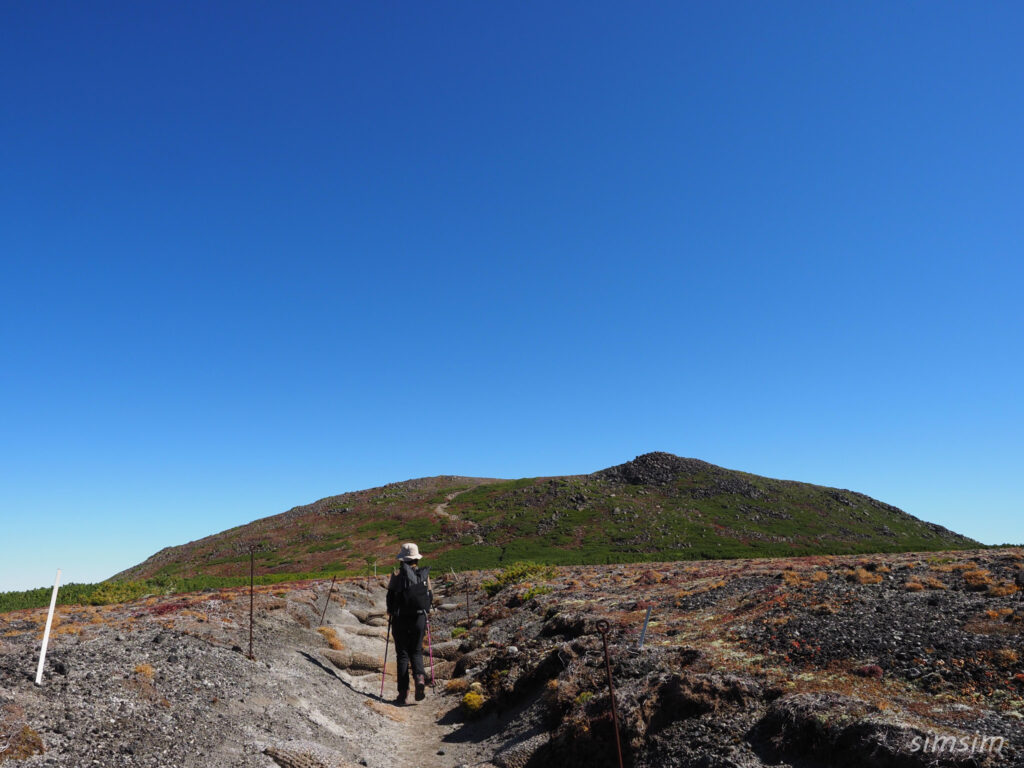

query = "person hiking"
385;542;433;705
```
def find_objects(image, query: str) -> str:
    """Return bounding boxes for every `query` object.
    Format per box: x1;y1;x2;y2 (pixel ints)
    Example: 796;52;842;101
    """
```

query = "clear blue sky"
2;3;1021;591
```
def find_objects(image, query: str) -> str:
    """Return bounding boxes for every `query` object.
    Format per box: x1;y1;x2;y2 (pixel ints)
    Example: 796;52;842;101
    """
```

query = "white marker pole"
35;569;61;686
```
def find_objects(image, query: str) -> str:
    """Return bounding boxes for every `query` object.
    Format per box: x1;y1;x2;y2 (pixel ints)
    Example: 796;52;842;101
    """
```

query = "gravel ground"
0;579;491;768
2;550;1023;768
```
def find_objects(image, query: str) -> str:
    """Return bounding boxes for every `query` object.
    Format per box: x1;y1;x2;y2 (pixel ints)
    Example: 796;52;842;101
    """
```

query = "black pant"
392;612;426;693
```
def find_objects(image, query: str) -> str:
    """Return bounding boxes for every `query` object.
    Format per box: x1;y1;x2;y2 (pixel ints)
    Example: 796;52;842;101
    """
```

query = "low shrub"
854;664;884;679
481;561;556;597
0;725;45;760
461;691;485;714
521;585;553;602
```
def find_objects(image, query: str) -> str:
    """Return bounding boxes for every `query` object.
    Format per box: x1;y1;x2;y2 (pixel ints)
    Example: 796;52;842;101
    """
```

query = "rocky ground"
2;548;1023;767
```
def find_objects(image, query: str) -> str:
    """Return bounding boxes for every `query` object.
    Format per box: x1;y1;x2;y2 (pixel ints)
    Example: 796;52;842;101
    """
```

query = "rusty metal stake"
595;619;624;768
318;575;337;627
248;547;255;660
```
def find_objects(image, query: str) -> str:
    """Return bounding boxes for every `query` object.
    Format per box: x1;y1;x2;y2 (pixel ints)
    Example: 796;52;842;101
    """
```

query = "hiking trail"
263;579;497;768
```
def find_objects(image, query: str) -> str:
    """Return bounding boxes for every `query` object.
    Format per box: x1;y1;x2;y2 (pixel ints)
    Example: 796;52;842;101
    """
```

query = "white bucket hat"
397;542;422;562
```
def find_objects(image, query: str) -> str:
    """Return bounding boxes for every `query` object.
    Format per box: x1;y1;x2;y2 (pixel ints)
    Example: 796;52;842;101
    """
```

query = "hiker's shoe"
414;675;426;701
393;691;408;706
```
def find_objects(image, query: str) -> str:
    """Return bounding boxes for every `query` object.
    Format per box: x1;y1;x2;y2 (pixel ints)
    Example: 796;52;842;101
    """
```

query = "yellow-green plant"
461;691;485;715
482;561;556;597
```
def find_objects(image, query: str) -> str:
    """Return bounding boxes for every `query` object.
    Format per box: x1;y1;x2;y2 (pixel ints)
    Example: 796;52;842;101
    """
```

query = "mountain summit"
115;453;976;581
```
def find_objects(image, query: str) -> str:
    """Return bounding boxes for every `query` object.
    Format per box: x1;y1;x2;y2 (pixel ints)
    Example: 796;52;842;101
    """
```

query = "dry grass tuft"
845;568;883;585
809;571;829;582
445;678;470;694
316;626;344;650
992;649;1019;667
133;663;155;681
923;577;948;590
904;580;925;592
962;569;993;590
51;621;82;637
987;582;1019;598
780;570;803;586
985;607;1014;621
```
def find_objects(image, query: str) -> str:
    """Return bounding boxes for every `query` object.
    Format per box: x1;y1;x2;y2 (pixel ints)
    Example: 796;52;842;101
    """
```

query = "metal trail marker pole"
595;619;624;768
35;569;61;685
637;605;653;650
248;548;255;660
318;575;338;628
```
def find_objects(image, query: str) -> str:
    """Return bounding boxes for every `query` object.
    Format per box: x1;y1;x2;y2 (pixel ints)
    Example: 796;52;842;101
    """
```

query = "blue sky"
2;3;1021;591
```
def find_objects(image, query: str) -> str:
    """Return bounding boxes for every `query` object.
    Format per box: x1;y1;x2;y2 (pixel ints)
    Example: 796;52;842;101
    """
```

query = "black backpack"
395;562;432;614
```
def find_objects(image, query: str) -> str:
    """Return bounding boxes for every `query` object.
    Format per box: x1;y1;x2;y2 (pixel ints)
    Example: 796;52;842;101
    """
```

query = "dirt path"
360;680;481;768
433;489;472;525
307;585;493;768
434;489;484;550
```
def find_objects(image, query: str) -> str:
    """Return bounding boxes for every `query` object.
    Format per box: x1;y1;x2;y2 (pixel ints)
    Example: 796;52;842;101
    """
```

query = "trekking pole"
426;615;436;691
380;614;392;700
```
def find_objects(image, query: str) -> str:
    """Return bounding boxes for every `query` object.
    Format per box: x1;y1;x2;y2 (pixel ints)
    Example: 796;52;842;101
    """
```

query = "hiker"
385;542;433;705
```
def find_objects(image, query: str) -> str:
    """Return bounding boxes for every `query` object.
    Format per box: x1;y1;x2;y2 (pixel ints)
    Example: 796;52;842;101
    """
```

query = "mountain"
114;452;977;580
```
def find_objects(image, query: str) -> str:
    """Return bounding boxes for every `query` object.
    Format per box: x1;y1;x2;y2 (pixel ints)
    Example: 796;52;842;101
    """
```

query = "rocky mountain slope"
115;453;977;582
3;547;1022;767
